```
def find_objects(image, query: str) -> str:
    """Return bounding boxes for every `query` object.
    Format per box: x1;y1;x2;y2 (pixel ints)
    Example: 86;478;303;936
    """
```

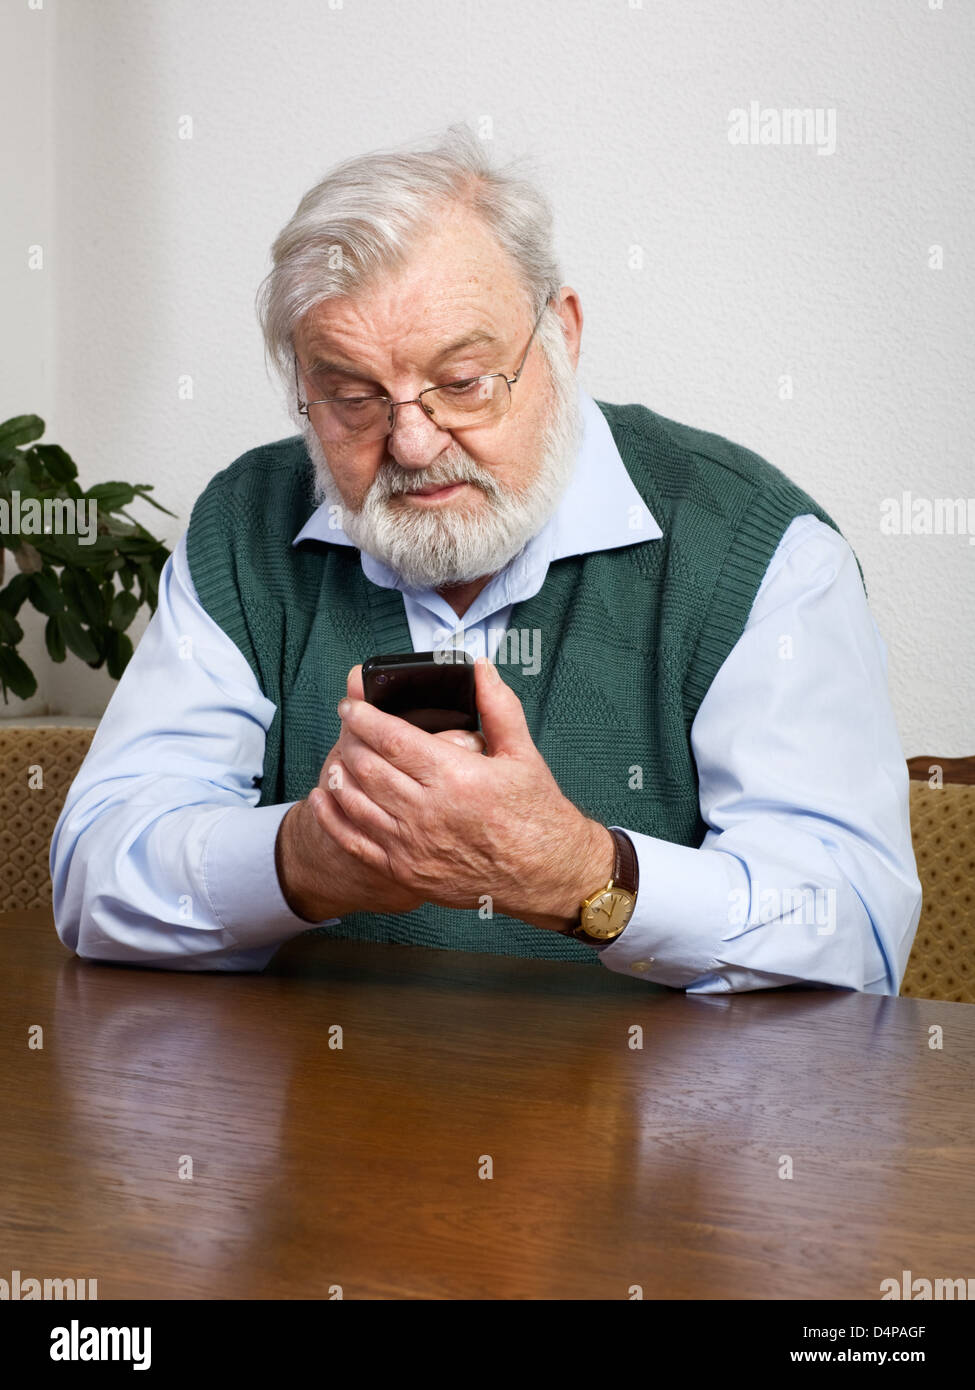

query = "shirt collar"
291;384;662;599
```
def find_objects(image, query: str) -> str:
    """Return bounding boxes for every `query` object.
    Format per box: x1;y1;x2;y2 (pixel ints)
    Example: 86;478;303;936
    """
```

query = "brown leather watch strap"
610;827;639;895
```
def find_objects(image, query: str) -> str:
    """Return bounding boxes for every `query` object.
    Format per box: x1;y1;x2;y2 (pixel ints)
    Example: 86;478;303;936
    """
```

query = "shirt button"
630;959;654;973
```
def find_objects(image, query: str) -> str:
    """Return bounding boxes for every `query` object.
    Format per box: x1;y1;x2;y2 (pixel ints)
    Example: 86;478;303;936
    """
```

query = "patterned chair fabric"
0;726;95;910
901;765;975;1004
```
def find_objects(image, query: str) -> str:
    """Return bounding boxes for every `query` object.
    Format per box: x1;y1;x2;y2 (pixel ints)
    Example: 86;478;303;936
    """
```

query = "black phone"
361;651;479;734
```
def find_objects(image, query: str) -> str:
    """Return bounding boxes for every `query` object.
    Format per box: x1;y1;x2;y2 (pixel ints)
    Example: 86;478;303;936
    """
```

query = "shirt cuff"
202;802;342;950
594;825;743;987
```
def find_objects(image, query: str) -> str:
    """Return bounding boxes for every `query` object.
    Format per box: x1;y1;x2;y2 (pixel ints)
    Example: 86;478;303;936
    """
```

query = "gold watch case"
578;881;636;942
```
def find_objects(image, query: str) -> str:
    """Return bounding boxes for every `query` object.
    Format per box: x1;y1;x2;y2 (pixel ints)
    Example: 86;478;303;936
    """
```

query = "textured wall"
1;0;972;753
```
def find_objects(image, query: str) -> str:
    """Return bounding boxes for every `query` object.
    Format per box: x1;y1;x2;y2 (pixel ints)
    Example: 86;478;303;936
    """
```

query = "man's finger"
337;722;422;813
434;729;487;753
347;663;365;702
473;658;532;757
336;697;455;783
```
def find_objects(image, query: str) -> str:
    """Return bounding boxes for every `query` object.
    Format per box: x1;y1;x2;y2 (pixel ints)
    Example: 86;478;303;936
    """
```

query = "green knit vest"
186;401;859;963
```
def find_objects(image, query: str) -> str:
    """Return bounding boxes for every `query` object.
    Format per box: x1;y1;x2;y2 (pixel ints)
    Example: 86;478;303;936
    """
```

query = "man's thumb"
474;657;531;755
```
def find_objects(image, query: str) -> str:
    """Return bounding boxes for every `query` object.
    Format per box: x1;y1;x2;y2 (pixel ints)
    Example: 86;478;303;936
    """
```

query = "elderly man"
51;126;921;992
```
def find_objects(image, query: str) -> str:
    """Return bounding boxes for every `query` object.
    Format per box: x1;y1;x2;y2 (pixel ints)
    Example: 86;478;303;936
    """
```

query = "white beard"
299;323;582;591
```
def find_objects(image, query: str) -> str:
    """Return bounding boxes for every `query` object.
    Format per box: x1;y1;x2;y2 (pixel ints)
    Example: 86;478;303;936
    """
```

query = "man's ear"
552;287;583;371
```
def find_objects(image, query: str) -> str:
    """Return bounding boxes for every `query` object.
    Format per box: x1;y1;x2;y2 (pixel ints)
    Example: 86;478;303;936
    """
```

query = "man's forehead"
295;289;523;369
301;316;499;357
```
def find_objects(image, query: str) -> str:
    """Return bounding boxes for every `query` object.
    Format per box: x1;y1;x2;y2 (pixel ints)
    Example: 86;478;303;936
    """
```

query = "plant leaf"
61;568;106;628
109;590;139;631
58;613;100;663
3;457;38;495
100;514;143;538
131;483;178;518
86;481;136;511
113;535;162;554
106;628;134;680
0;415;45;450
25;449;48;487
28;568;66;616
0;609;24;646
45;614;66;663
138;560;160;608
0;645;38;701
32;534;109;568
0;573;31;614
32;443;78;483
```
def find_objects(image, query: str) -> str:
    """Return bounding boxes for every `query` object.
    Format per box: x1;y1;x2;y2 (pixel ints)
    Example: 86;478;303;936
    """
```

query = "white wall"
1;0;972;753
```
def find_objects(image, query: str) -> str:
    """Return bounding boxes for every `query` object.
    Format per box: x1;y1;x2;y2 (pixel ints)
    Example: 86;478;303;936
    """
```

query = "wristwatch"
561;827;639;947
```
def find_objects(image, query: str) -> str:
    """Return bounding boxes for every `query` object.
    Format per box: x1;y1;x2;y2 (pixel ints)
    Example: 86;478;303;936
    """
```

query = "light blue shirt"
50;389;922;992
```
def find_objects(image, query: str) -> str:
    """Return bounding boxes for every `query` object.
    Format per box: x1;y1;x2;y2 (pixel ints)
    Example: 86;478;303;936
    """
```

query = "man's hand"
274;664;487;923
315;657;614;931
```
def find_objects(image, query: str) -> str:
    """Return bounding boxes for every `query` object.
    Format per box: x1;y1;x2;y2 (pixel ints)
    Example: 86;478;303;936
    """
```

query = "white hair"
255;122;565;407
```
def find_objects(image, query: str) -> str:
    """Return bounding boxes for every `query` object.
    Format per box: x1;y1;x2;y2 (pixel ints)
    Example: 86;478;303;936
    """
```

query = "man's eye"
441;378;481;396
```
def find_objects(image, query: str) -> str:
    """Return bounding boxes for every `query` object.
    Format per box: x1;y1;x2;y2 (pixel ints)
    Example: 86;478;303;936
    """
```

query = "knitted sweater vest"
186;401;858;964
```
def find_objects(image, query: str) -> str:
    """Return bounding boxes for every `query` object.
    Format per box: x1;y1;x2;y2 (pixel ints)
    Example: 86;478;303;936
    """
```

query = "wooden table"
2;907;973;1301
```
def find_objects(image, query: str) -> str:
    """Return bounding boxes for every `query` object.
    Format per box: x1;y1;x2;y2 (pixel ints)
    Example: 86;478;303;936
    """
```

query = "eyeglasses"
294;299;550;445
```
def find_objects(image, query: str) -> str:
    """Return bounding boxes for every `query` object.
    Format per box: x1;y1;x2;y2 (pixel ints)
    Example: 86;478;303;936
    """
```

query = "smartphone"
361;651;479;734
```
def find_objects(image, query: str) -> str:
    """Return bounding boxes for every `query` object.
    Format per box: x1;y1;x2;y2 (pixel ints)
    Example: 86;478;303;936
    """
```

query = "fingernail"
464;734;482;751
337;698;351;717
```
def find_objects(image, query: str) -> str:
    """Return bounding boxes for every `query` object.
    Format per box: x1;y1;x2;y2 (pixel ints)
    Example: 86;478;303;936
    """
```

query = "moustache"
376;459;498;499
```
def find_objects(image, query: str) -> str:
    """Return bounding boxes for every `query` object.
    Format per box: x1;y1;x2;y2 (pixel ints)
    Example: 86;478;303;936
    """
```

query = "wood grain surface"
2;908;973;1300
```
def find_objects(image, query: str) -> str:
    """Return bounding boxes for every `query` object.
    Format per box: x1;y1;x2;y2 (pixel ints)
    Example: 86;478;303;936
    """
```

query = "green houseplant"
0;414;174;704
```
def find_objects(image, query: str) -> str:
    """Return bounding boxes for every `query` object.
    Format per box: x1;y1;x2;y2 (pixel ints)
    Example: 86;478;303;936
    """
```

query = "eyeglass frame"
293;296;553;435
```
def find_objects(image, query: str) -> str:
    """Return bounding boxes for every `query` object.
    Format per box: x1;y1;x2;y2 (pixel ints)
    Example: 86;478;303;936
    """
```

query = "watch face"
582;888;634;941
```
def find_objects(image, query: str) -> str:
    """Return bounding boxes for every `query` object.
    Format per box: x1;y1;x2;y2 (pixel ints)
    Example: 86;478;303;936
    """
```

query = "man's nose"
385;398;453;470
